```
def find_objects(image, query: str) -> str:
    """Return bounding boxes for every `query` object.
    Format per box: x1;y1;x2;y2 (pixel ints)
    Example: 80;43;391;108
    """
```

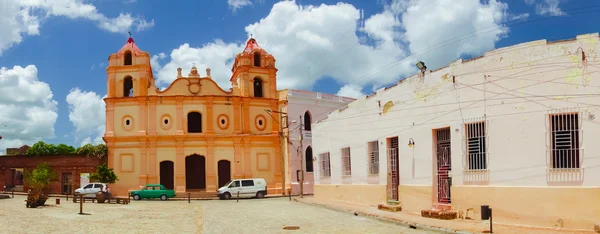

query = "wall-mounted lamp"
416;61;427;73
408;138;415;147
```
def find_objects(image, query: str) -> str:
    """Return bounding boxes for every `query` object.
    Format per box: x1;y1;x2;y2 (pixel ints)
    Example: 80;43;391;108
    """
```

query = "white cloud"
337;84;364;98
154;0;511;97
525;0;565;16
228;0;253;11
153;41;243;89
0;0;154;54
0;65;58;153
66;88;106;146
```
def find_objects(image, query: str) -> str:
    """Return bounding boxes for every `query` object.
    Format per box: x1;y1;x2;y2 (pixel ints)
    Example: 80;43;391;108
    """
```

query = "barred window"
320;152;331;178
367;141;379;175
341;147;352;176
465;121;487;170
550;113;580;169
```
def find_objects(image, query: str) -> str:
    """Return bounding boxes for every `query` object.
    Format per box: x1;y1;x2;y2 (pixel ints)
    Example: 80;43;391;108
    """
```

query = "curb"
293;198;472;234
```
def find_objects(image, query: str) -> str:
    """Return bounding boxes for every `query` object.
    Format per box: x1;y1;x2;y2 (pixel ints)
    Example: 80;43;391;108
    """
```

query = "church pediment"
158;78;230;96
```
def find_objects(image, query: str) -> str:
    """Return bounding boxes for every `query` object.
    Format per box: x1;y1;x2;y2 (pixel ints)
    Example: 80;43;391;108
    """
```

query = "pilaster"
233;98;242;134
206;97;214;134
148;99;157;135
139;140;148;186
138;98;147;135
105;104;115;137
242;100;250;134
243;140;252;178
175;139;185;193
147;140;157;183
176;96;184;135
206;137;216;191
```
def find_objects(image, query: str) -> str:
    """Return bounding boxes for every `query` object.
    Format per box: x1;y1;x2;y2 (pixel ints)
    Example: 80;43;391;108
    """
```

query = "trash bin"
481;205;490;220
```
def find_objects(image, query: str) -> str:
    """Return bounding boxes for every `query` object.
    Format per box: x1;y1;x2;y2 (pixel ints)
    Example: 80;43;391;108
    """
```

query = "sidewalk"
293;196;594;234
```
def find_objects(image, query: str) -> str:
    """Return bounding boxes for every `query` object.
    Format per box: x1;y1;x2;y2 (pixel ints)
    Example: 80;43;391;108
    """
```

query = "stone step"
421;209;458;220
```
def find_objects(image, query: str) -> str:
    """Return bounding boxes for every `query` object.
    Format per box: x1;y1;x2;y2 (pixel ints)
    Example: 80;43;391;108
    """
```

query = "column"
233;98;241;134
139;140;148;186
138;99;148;135
175;139;185;193
243;139;252;178
176;96;184;135
107;72;116;97
105;103;115;137
148;98;157;135
147;140;157;183
233;139;244;178
206;97;214;134
206;137;216;191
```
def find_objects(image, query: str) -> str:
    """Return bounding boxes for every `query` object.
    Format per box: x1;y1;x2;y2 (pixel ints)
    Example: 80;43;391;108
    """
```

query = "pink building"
278;89;355;195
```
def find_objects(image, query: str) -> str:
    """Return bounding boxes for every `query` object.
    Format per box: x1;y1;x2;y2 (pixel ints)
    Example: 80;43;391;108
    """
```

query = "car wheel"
133;194;141;200
223;192;231;200
160;194;167;201
256;192;265;199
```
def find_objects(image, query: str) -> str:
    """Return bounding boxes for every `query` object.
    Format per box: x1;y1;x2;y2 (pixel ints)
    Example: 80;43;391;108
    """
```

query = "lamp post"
264;109;295;195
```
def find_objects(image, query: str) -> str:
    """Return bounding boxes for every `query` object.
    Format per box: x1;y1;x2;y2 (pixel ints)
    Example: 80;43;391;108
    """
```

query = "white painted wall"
313;33;600;188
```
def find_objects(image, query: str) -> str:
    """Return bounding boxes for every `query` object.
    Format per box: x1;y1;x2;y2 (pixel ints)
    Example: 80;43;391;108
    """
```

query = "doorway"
387;137;399;201
435;128;452;204
185;154;206;190
217;160;231;188
61;173;73;194
160;161;175;190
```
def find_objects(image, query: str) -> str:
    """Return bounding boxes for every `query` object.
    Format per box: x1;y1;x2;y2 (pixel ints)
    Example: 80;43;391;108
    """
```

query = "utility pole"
299;115;304;198
279;112;286;195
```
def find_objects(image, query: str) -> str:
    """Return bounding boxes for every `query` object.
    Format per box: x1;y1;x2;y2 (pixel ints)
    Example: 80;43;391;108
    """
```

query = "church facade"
103;37;282;196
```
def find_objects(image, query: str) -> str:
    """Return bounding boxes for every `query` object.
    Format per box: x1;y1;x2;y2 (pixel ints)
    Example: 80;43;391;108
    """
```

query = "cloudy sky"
0;0;598;153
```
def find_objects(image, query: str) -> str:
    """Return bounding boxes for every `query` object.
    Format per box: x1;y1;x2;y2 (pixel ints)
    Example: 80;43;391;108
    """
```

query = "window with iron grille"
465;121;487;170
320;152;331;178
341;147;352;176
367;141;379;175
549;113;580;169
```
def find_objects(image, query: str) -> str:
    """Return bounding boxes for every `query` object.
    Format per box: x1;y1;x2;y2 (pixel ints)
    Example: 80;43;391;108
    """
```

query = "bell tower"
230;37;277;98
106;35;154;98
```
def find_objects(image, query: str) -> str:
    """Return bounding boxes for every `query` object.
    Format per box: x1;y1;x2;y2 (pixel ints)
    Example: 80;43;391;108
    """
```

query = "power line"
341;4;600;87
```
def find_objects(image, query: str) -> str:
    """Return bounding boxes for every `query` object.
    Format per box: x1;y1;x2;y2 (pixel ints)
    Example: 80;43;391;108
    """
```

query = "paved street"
0;195;435;234
202;197;435;234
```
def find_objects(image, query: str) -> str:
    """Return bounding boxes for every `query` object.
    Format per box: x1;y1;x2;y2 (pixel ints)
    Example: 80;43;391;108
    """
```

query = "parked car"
217;178;267;200
130;184;175;201
74;183;109;198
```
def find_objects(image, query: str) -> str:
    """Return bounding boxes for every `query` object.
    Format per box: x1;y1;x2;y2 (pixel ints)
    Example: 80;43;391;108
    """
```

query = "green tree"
76;143;108;160
24;162;57;193
56;143;76;154
89;163;118;184
26;141;58;156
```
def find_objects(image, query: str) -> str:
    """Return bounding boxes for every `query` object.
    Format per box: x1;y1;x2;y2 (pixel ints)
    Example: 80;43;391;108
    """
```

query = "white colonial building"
312;33;600;231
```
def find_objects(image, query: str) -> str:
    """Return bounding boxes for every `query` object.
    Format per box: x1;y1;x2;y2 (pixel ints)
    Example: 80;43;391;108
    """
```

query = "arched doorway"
160;161;174;190
217;160;231;188
185;154;206;190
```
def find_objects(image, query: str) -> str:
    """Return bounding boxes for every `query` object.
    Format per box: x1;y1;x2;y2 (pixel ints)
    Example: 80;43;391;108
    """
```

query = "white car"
74;183;110;198
217;178;268;200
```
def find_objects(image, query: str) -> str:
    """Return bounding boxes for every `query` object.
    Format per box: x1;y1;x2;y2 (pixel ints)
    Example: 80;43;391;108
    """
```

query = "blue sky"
0;0;599;152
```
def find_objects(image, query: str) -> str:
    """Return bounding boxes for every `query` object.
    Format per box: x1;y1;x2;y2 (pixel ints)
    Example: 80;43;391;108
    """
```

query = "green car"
130;184;176;201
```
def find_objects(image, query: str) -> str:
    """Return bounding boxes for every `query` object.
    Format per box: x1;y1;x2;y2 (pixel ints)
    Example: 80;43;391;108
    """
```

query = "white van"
217;178;267;200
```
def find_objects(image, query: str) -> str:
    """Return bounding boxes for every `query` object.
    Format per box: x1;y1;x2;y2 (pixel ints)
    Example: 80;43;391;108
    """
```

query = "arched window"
304;111;311;131
187;112;202;133
254;52;261;67
305;146;313;172
253;78;263;98
124;51;132;66
123;77;133;97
